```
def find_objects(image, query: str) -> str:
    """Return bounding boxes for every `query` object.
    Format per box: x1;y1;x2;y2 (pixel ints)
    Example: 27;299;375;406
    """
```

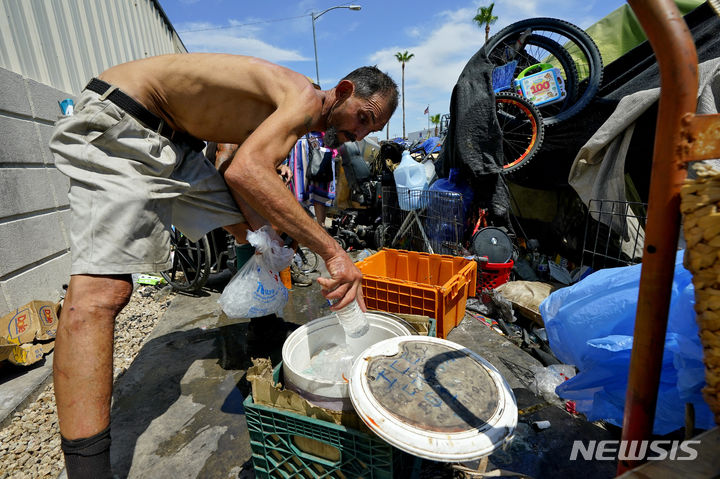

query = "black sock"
61;426;112;479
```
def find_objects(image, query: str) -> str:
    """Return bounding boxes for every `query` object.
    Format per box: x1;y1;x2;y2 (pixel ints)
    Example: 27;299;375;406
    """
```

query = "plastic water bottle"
393;150;428;210
335;299;369;338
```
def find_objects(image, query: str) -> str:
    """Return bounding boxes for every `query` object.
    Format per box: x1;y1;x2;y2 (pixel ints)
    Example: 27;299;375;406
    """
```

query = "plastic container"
282;312;414;411
429;168;474;216
478;260;514;293
393;150;428;211
244;364;420;479
513;63;567;106
348;336;518;462
279;267;292;289
59;98;74;116
334;299;369;338
426;168;473;251
355;249;477;338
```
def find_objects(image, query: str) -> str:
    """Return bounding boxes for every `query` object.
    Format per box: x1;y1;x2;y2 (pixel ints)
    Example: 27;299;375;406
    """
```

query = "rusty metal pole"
618;0;698;474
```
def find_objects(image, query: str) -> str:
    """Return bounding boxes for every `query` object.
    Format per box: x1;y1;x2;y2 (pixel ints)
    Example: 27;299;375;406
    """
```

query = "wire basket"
380;186;465;254
581;199;647;271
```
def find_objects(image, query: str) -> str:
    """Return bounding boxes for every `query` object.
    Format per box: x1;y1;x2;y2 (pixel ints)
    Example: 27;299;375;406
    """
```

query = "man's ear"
335;79;355;102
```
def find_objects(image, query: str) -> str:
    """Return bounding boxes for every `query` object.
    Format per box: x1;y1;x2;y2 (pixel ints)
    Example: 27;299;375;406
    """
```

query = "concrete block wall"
0;66;73;317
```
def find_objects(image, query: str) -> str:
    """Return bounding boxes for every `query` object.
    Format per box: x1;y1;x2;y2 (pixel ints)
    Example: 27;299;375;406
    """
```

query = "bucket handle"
516;62;555;79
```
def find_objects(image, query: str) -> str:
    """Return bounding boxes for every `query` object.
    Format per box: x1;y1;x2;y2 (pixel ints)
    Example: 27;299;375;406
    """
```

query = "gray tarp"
568;58;720;256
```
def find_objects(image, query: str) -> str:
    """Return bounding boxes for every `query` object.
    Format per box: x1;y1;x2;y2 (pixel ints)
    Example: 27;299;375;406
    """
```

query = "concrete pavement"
107;269;331;478
0;354;54;428
102;267;617;478
2;259;618;478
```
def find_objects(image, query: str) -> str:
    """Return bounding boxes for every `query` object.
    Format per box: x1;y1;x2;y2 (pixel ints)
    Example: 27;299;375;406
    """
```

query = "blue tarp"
540;250;714;434
416;137;442;155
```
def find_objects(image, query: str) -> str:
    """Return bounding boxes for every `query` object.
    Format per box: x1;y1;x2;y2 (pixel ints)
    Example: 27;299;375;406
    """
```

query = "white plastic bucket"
282;311;414;411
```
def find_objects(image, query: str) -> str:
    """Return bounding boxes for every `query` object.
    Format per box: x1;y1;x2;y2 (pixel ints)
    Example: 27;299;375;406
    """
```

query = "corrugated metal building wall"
0;0;186;317
0;0;186;93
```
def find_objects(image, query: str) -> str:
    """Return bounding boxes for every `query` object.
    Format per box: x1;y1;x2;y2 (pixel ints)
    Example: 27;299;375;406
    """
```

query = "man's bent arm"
222;107;364;310
210;142;270;232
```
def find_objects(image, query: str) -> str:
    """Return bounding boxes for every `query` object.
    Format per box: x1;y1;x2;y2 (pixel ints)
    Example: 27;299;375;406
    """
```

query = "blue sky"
156;0;628;138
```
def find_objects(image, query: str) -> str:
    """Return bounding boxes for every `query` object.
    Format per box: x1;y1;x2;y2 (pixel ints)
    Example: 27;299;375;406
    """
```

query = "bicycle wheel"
492;34;579;121
374;224;398;249
161;229;211;294
486;18;603;125
334;236;347;251
295;246;319;274
495;92;544;174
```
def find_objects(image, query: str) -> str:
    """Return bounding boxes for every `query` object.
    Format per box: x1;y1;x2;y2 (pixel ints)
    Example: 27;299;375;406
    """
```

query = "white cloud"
176;20;216;32
182;30;308;61
496;0;541;19
440;4;483;23
369;0;614;136
370;24;483;90
176;20;309;61
227;18;264;36
405;26;422;38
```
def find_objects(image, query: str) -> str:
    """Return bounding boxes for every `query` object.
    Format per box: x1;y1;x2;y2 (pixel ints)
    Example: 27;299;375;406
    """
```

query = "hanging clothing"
286;136;310;202
435;46;510;230
307;132;337;207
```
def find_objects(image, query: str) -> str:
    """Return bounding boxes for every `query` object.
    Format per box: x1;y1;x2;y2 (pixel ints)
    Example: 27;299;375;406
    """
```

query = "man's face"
325;93;390;148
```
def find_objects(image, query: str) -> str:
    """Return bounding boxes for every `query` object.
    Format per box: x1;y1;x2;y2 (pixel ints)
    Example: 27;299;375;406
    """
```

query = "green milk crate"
244;365;421;478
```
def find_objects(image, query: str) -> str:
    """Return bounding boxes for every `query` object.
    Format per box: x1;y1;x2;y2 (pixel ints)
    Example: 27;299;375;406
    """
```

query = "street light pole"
311;4;361;87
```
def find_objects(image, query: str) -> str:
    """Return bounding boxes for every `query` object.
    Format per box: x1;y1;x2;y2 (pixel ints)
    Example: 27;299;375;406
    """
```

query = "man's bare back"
99;53;319;145
97;53;397;270
91;53;399;307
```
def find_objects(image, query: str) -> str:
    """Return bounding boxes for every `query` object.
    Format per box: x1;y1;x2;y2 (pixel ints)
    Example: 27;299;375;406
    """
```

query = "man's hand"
277;164;292;187
214;143;240;174
317;252;366;312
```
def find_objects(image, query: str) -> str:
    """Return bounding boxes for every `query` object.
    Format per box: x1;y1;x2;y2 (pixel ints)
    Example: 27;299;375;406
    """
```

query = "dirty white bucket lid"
348;336;517;462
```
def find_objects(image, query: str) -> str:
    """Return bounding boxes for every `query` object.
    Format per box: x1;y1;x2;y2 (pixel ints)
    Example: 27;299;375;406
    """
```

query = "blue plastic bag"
540;250;714;434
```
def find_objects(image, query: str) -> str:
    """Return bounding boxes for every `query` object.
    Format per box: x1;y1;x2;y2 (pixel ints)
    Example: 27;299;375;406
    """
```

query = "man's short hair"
342;66;399;115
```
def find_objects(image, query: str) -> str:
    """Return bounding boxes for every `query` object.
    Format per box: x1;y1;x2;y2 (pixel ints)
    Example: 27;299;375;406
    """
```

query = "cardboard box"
0;300;59;347
0;345;11;362
5;341;54;366
246;358;366;432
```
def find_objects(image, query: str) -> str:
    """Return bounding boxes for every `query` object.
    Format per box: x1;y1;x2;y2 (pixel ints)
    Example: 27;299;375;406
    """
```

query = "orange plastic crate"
356;249;477;338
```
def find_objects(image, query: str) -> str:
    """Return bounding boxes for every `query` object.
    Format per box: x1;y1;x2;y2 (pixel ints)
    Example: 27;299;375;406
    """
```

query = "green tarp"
586;0;704;66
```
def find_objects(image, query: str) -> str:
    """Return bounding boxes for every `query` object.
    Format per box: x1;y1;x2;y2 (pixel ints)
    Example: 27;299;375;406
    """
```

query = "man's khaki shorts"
50;90;245;275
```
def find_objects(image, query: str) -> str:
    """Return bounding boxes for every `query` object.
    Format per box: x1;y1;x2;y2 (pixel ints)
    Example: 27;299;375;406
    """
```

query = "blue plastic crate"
244;365;421;478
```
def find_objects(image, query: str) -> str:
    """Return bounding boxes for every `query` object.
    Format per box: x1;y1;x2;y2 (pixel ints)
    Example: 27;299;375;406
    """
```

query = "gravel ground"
0;286;173;479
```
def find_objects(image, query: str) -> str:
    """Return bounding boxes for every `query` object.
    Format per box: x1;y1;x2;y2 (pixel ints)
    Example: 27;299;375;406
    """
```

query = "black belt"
85;78;206;152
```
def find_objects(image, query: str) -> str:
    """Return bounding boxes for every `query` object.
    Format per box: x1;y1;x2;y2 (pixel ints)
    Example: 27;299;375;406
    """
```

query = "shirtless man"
49;53;398;478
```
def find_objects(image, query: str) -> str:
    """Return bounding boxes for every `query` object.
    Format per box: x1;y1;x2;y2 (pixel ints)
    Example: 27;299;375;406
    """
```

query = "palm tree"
473;3;498;43
395;50;414;139
429;114;441;136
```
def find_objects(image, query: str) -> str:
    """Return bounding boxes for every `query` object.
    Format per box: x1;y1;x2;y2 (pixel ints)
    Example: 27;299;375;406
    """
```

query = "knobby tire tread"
495;92;544;174
162;233;212;294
